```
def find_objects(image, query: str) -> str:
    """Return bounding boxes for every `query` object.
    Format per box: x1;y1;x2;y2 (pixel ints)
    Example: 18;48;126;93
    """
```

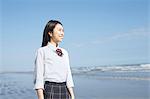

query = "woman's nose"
60;31;64;36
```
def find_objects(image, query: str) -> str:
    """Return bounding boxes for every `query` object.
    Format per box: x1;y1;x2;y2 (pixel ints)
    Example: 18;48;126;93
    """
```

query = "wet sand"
0;72;149;99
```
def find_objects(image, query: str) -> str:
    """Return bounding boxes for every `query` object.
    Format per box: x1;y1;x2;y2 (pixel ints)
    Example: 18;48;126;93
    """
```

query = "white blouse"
34;42;74;89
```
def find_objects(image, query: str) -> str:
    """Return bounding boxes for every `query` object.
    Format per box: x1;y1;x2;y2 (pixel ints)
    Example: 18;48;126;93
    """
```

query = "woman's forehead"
55;24;63;29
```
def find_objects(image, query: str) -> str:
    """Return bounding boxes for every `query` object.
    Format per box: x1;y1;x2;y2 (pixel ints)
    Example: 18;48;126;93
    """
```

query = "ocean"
0;63;150;99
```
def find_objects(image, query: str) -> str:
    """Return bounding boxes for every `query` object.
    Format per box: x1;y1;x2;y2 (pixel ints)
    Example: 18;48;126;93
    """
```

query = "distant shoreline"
1;63;149;73
0;71;34;74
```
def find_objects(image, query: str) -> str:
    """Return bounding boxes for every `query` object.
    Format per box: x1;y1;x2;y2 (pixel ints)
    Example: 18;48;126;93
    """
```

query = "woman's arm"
34;48;45;99
66;51;75;99
36;89;44;99
68;87;75;99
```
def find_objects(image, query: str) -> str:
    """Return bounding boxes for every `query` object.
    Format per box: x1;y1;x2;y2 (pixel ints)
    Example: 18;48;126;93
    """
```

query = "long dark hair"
41;20;63;47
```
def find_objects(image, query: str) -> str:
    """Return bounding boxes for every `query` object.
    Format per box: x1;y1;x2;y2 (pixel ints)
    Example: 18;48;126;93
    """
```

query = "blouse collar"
47;42;60;50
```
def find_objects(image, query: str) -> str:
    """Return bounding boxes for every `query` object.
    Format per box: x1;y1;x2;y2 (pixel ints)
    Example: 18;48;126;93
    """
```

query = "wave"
71;63;150;81
72;63;150;74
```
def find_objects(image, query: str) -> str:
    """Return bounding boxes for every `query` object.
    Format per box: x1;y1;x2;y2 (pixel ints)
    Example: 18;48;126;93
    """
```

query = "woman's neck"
49;41;58;47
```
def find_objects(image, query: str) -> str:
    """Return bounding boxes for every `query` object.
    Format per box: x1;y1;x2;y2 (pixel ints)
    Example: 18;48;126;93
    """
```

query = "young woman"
34;20;75;99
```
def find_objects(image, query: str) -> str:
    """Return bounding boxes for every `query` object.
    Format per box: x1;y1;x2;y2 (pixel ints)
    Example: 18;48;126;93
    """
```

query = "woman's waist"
44;81;66;85
44;77;67;83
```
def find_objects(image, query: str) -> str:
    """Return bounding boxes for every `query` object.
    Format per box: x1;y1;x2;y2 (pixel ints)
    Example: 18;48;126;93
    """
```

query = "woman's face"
49;23;64;43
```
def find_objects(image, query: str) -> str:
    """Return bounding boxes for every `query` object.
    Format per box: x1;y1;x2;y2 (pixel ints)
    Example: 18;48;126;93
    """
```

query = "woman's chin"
59;39;63;42
57;40;62;43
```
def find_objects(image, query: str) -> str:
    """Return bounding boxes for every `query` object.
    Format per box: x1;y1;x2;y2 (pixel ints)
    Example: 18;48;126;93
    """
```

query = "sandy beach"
74;75;149;99
0;69;149;99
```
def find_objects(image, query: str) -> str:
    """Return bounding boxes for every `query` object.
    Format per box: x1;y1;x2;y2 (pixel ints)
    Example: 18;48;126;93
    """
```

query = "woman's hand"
36;89;44;99
71;95;75;99
68;87;75;99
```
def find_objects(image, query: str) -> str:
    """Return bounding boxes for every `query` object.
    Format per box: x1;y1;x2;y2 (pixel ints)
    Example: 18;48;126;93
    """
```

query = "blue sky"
1;0;149;71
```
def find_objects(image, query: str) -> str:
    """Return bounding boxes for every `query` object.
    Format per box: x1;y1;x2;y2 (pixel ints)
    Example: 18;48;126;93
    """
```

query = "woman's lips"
59;36;64;38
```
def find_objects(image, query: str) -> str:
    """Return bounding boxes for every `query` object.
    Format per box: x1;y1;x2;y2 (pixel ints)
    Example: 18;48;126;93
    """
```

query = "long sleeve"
34;48;44;90
66;52;74;88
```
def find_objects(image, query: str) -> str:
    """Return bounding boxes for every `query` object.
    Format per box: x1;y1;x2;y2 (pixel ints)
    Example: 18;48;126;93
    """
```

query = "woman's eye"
58;29;64;32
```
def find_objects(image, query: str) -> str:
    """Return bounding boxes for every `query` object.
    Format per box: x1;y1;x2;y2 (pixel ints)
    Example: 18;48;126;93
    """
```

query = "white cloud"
91;27;149;45
71;27;149;48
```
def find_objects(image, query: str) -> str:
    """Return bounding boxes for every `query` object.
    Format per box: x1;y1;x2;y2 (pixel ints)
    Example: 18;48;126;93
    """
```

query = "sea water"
0;63;150;99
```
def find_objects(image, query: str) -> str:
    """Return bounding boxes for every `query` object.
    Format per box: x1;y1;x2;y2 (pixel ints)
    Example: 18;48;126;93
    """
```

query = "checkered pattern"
44;81;70;99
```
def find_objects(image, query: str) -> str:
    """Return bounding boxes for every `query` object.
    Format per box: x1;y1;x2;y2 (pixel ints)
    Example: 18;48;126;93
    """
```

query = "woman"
34;20;75;99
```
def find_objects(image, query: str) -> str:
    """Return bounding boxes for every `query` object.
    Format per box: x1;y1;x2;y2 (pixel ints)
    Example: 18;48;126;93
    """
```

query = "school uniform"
34;42;74;99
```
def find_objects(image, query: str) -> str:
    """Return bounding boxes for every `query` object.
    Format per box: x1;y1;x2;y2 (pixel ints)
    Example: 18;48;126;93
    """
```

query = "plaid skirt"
44;81;71;99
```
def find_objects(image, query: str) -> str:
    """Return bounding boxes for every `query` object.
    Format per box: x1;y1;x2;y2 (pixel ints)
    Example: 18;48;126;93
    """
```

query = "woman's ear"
48;32;52;37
